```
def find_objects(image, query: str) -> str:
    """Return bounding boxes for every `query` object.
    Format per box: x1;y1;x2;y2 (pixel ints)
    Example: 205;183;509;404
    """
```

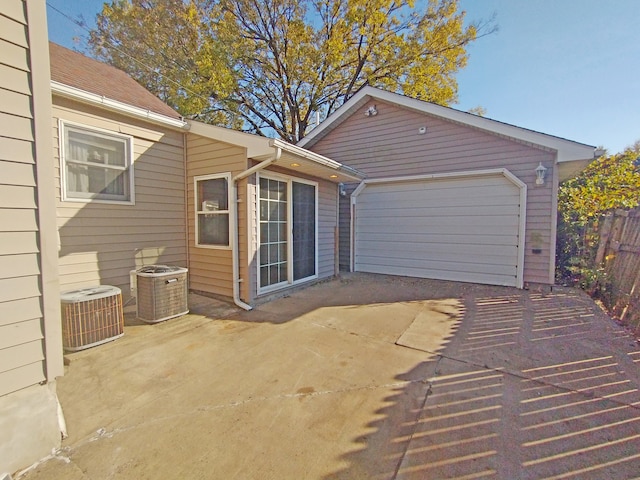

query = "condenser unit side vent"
61;286;124;351
135;265;189;323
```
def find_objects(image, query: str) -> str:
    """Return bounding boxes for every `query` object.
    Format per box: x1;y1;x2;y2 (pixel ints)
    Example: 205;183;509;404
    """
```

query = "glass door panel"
259;177;288;288
292;182;316;281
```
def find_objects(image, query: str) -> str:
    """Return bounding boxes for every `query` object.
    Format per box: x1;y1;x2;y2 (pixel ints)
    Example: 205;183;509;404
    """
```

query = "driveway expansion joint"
391;355;442;479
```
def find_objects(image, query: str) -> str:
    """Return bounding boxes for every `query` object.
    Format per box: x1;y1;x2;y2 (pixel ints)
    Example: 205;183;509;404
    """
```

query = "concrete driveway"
17;273;640;479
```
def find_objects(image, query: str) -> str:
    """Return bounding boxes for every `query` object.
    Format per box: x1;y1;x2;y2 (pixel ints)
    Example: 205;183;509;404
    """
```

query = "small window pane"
268;223;279;242
270;265;279;285
259;245;269;266
269;244;279;263
260;266;269;286
198;213;229;246
269;201;278;221
259;177;269;198
279;263;287;282
68;130;126;167
198;178;228;211
277;202;286;221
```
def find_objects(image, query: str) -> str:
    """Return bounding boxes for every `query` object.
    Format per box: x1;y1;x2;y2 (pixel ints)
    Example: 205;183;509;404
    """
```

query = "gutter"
270;138;364;181
230;148;283;311
51;81;189;130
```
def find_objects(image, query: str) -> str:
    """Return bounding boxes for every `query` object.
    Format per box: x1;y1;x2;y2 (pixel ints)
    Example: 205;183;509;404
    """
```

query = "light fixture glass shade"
535;162;547;185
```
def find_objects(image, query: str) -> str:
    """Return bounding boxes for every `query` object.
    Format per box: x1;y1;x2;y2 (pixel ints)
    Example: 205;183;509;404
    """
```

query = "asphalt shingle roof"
49;42;182;120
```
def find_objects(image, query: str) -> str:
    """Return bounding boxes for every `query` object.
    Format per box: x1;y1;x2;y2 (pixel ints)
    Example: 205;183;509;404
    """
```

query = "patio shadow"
323;287;640;479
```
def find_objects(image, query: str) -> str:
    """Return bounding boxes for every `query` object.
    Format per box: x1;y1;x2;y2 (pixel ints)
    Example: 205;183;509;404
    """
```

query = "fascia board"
187;120;273;158
51;81;188;130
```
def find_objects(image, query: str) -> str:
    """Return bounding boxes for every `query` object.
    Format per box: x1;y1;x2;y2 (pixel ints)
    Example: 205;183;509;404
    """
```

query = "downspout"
183;133;190;286
230;148;282;310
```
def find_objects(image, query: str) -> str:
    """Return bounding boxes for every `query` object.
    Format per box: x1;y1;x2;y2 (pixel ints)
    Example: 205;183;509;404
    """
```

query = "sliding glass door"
259;175;317;291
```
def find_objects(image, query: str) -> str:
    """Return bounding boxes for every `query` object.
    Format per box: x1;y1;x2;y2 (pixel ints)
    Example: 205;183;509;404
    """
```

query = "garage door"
353;171;525;287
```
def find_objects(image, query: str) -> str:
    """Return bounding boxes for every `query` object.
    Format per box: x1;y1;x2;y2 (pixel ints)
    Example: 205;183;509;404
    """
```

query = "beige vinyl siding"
312;99;556;285
186;133;247;298
53;98;187;295
0;0;57;396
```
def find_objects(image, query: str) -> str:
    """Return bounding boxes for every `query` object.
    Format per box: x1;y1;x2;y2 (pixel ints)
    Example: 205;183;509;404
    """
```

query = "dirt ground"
16;273;640;479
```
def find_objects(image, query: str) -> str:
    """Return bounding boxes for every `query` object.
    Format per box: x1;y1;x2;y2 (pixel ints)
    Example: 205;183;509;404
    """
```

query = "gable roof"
49;42;182;121
298;86;598;166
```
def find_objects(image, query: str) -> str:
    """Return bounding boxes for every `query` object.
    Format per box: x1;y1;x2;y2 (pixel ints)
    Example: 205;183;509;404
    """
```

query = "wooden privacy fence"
596;208;640;332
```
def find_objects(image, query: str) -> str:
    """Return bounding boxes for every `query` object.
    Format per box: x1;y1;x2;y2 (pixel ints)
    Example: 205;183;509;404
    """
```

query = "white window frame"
194;173;232;249
257;172;319;295
59;119;135;205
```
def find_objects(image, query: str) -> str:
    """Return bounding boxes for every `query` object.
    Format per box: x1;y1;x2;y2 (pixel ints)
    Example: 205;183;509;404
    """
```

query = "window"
60;121;134;203
195;174;231;248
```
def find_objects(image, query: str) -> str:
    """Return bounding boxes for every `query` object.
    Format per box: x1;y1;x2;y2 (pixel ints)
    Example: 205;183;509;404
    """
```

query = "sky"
46;0;640;154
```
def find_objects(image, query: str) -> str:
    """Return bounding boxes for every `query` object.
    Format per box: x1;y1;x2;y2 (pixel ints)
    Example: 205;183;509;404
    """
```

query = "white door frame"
350;168;527;288
256;171;319;294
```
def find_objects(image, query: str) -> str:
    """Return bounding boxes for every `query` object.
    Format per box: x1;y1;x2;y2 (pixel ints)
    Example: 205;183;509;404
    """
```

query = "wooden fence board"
597;208;640;333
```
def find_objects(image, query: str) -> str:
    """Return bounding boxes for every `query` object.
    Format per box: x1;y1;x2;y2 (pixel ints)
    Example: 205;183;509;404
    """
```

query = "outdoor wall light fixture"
418;126;427;134
535;162;547;185
338;183;347;197
364;105;378;117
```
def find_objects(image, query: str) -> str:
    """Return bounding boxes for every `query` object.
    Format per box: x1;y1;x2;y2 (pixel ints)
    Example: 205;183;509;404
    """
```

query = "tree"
467;105;487;117
89;0;493;142
558;142;640;225
90;0;239;126
556;141;640;286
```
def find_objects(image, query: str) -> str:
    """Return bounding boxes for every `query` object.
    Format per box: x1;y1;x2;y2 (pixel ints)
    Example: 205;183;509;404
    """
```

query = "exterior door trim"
256;171;319;295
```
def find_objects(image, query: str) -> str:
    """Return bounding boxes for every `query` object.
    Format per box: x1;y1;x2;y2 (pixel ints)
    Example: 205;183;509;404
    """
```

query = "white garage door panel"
358;223;517;237
360;263;518;286
354;173;524;287
358;254;517;275
358;212;520;228
363;178;518;198
356;242;519;266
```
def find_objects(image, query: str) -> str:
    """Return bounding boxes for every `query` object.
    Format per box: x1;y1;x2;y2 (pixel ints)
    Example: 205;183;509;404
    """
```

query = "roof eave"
269;138;365;183
187;120;273;158
51;81;188;130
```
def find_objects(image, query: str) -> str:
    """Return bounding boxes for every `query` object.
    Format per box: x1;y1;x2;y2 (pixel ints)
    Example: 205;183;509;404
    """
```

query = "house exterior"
49;44;361;311
184;123;362;307
2;29;360;473
50;42;190;294
1;9;597;471
299;87;598;288
0;0;65;473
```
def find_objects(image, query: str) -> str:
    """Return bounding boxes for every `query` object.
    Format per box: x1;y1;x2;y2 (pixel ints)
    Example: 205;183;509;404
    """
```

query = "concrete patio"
17;273;640;479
